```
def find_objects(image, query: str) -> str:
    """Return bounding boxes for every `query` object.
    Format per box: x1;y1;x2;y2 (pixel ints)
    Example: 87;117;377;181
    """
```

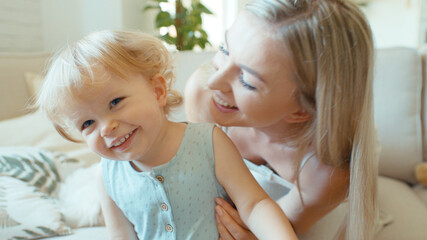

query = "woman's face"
208;10;304;128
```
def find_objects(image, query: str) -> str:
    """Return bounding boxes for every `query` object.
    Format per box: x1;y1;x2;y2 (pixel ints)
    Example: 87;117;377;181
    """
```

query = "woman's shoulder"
299;155;350;203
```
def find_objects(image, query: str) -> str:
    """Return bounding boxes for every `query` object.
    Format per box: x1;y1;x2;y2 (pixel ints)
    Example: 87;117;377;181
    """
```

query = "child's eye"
82;120;94;130
219;44;229;56
239;73;256;90
110;98;123;108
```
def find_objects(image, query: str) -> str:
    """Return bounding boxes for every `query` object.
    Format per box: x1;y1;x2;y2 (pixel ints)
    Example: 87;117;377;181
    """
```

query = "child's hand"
215;198;258;240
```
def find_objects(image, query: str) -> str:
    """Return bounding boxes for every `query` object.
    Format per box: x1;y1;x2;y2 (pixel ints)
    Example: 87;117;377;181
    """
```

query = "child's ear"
286;109;311;123
151;74;168;106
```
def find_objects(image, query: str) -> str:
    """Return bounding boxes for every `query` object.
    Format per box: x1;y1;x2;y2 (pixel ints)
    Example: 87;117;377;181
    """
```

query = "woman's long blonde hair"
37;30;182;142
246;0;378;239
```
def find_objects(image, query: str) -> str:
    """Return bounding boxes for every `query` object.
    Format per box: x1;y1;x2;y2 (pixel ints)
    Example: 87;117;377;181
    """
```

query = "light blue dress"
102;123;228;240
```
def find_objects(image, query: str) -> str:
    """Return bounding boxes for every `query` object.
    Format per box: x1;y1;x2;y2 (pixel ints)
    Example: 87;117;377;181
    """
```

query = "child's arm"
213;127;298;240
97;166;138;240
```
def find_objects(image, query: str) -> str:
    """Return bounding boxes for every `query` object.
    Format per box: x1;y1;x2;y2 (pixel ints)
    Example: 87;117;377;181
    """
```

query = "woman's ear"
151;74;168;107
286;109;311;123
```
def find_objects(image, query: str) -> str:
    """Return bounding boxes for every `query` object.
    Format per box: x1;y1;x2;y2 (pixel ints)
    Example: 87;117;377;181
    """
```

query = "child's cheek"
85;134;101;153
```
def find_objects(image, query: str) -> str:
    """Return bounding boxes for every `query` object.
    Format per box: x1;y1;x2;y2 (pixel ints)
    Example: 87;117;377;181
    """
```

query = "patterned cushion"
0;176;72;239
0;147;62;195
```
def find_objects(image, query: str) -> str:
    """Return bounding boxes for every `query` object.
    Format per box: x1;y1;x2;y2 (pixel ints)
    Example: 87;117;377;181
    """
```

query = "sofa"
0;47;426;240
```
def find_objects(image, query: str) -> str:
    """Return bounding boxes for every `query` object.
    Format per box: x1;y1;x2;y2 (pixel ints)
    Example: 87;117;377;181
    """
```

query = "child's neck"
130;121;187;172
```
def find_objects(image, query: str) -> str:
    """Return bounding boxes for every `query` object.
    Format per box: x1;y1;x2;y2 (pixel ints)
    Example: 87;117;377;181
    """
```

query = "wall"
0;0;43;52
0;0;423;52
42;0;148;52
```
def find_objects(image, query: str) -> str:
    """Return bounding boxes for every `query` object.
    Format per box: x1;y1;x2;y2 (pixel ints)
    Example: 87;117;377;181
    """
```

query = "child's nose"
100;120;118;137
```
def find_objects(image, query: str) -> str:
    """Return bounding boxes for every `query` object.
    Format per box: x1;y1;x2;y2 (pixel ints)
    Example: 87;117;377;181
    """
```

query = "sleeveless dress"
244;157;309;201
220;126;309;201
102;123;228;240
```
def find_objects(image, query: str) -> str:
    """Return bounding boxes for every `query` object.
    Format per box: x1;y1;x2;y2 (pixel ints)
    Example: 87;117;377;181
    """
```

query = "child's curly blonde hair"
36;30;182;142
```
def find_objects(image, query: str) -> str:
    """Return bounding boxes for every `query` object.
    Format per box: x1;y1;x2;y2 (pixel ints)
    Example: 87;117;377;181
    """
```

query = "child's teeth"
113;131;133;147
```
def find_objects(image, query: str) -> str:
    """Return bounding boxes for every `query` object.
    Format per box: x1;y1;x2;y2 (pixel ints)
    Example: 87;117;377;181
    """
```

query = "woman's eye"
110;98;123;108
239;73;256;90
219;44;229;56
82;120;94;130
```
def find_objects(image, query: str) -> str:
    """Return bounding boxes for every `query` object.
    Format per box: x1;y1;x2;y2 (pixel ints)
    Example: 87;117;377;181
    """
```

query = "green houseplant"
144;0;213;51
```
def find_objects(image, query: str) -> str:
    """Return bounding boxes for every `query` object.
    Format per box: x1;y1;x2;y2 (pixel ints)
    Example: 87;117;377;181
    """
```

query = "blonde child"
36;30;297;240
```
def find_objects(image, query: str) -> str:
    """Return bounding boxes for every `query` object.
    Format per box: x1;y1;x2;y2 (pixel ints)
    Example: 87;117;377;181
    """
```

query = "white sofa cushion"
47;227;107;240
0;52;51;121
375;176;427;240
170;50;216;122
373;48;423;184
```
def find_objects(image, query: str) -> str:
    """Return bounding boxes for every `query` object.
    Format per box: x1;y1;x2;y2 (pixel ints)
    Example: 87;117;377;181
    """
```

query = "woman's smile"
212;94;239;113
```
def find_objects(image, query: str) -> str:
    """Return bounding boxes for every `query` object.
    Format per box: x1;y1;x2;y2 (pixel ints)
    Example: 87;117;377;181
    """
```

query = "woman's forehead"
227;11;292;84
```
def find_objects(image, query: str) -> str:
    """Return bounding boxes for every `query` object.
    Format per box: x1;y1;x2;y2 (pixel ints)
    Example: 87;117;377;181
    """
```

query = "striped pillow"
0;176;72;239
0;147;61;195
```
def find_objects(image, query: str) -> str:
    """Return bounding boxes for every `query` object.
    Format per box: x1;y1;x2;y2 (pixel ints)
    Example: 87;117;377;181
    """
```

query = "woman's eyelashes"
219;44;229;56
219;44;256;90
239;73;256;90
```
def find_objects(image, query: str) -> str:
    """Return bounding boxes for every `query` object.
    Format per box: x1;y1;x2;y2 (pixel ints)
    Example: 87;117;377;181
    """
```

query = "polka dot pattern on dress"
101;123;229;240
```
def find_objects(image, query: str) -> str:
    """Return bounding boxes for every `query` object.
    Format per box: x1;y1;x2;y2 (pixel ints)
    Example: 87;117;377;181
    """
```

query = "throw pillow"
0;176;72;239
0;147;64;195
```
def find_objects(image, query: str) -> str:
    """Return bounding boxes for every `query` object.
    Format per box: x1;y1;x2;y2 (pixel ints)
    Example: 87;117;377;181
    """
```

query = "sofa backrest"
0;52;51;121
373;47;424;184
170;50;216;121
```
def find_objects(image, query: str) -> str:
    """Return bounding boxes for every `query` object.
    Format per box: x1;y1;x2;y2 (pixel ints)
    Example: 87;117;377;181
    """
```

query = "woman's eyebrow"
224;30;266;83
239;64;265;82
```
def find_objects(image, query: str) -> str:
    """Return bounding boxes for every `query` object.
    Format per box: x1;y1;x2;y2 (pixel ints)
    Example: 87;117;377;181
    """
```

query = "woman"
184;0;378;239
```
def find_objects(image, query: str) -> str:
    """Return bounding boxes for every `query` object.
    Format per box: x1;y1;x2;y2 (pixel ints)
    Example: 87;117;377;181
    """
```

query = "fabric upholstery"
0;52;51;121
373;48;423;184
375;176;427;240
0;176;72;239
0;147;61;194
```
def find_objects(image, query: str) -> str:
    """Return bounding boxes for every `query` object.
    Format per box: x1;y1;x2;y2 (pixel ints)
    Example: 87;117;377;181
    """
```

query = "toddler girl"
36;30;297;240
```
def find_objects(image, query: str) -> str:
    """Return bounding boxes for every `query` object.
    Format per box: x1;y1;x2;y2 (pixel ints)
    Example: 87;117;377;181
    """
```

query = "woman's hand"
215;198;258;240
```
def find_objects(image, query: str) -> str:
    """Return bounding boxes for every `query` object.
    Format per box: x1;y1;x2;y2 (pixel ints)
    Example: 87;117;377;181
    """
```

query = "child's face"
62;69;168;163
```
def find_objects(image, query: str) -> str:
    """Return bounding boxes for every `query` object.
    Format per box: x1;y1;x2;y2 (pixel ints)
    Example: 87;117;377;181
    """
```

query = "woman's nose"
208;52;235;92
100;120;118;137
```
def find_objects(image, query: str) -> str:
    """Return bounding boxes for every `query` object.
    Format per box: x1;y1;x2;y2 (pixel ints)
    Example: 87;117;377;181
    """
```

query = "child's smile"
62;68;170;167
109;128;137;150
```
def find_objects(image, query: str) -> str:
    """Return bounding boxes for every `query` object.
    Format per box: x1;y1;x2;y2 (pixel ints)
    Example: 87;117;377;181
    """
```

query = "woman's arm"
215;156;349;238
212;127;297;240
97;166;138;240
276;157;349;234
184;62;215;123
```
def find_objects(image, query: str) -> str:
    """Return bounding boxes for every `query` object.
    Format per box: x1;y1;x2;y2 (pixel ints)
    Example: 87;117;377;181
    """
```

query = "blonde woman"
185;0;378;239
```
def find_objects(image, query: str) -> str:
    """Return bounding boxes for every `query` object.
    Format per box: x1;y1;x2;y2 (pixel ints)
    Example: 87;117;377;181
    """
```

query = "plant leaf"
160;34;176;45
155;11;174;27
194;2;213;14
